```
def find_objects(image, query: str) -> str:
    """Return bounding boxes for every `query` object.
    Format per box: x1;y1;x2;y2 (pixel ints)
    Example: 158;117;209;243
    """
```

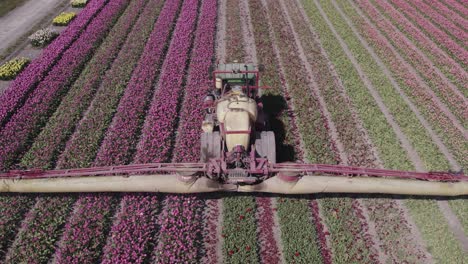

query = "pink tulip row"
0;0;107;127
358;18;466;167
21;0;149;169
422;0;467;35
95;0;183;166
99;0;200;262
56;0;166;169
154;0;217;261
441;0;468;17
0;0;130;171
410;0;466;45
133;0;199;164
372;0;467;90
52;1;182;262
366;0;467;122
200;198;221;263
101;194;160;263
389;0;467;65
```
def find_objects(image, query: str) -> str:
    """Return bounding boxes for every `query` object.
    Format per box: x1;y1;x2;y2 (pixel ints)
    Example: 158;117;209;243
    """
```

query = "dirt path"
0;0;69;57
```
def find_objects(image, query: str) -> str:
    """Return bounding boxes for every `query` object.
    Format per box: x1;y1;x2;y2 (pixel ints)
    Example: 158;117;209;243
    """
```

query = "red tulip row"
153;0;216;262
367;0;467;122
410;0;466;45
100;0;200;262
349;2;466;166
424;0;467;30
0;0;130;171
255;197;281;263
95;0;183;166
371;0;467;92
21;0;149;169
56;0;165;169
389;0;467;66
0;0;107;127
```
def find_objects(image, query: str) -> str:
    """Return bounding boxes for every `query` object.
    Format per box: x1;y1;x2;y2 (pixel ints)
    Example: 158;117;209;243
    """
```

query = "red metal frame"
1;162;466;182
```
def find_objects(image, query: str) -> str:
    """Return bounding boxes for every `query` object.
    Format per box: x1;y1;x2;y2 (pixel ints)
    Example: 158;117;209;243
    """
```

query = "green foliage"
0;57;29;80
53;12;76;26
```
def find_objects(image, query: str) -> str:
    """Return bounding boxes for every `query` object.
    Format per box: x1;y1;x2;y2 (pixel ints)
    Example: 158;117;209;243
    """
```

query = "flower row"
56;0;165;169
389;0;467;65
0;0;108;127
0;57;30;80
372;0;467;93
21;0;148;169
71;0;88;8
53;12;77;26
29;28;59;47
424;0;467;30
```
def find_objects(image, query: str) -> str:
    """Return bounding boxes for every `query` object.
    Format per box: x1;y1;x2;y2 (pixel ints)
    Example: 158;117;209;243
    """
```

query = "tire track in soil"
315;0;468;256
332;0;468;252
290;0;434;261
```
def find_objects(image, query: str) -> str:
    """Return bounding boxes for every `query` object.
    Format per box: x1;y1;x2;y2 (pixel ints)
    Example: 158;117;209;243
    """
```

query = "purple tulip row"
133;0;199;164
363;0;467;123
0;0;107;127
52;1;182;262
426;0;467;30
0;0;130;171
98;0;200;262
56;0;165;169
153;0;217;261
410;0;467;44
389;0;467;65
21;0;149;169
372;0;467;91
95;0;184;166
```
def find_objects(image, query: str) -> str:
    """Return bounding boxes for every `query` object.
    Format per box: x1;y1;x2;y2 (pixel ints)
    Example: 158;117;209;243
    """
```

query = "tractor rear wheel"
255;131;276;164
200;132;221;162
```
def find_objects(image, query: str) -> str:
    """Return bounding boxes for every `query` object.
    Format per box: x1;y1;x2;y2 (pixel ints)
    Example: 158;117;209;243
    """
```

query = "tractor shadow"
261;94;296;163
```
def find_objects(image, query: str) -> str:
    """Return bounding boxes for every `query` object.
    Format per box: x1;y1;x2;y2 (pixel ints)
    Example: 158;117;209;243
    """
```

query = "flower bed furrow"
133;0;199;164
100;0;200;261
388;0;467;67
371;0;468;95
0;0;130;171
224;0;245;61
338;0;467;167
409;0;466;45
424;0;467;30
0;195;36;260
4;196;76;263
57;0;165;169
302;0;467;261
369;0;468;117
95;0;183;166
286;0;431;261
21;0;149;169
101;194;161;264
0;0;108;127
265;0;381;262
151;0;216;262
249;0;330;262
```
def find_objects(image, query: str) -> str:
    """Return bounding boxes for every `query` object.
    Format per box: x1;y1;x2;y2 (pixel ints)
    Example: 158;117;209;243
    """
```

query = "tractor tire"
200;132;221;162
255;131;276;164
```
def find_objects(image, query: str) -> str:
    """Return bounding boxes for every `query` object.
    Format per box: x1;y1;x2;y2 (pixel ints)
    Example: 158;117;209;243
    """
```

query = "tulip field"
0;0;467;263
